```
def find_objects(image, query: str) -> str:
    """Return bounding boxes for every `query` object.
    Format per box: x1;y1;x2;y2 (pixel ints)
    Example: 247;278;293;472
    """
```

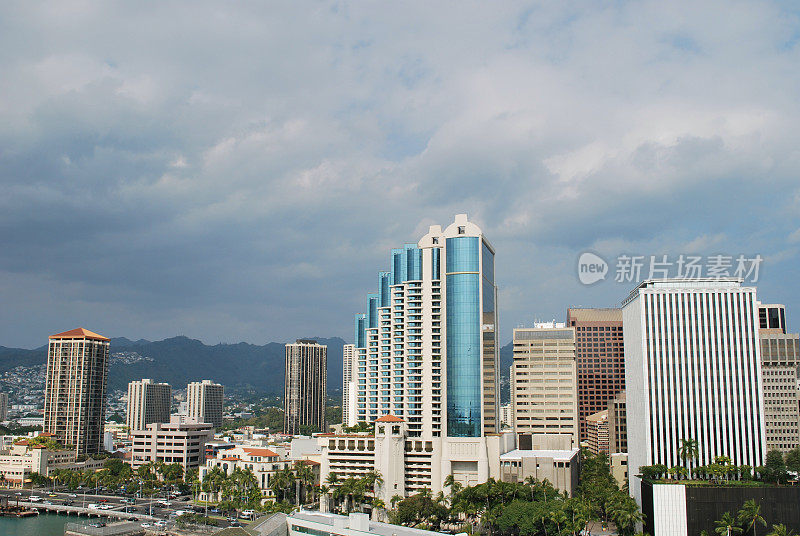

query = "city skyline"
1;3;799;349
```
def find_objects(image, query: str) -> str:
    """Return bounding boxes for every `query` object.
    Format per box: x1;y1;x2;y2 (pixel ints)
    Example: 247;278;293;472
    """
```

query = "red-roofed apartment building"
199;445;317;502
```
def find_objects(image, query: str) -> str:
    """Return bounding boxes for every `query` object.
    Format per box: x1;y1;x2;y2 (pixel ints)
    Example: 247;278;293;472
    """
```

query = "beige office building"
187;380;224;430
130;418;213;471
511;323;579;446
44;328;110;454
608;393;627;454
586;409;609;455
759;316;800;452
127;379;172;431
342;344;357;427
284;340;327;435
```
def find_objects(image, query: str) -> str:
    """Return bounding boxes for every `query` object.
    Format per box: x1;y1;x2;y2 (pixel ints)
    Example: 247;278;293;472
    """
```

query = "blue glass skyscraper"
349;214;499;439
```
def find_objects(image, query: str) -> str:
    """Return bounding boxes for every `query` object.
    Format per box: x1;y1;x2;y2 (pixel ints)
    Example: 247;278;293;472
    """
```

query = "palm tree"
715;512;744;536
295;461;315;505
767;525;795;536
678;438;700;469
738;500;767;536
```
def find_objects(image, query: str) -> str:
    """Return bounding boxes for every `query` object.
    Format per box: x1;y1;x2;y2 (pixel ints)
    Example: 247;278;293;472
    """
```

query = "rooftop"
49;327;109;341
500;448;580;462
291;511;451;536
375;414;404;423
566;308;622;322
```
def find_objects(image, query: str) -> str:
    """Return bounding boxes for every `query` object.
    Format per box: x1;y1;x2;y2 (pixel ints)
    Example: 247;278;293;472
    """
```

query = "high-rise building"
342;344;357;427
623;278;766;505
586;409;609;455
319;214;508;505
566;308;624;443
44;328;110;454
351;214;499;438
187;380;224;430
284;339;327;435
758;304;799;453
511;323;578;446
0;393;8;422
607;393;627;454
127;379;172;431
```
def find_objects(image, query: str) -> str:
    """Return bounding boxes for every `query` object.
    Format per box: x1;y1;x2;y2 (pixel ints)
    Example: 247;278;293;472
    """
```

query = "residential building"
623;278;766;506
187;380;224;430
44;328;110;455
511;323;579;446
129;418;213;471
586;409;609;455
0;439;103;487
759;317;800;452
566;308;625;443
343;344;358;427
326;214;509;505
199;445;295;502
284;340;327;435
608;393;627;454
0;393;8;421
126;379;172;431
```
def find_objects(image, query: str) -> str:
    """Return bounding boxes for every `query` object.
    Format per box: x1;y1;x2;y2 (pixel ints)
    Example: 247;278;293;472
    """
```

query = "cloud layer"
1;1;799;348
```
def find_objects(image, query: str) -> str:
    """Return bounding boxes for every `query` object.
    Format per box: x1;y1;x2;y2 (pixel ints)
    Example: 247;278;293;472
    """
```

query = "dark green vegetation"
640;447;800;486
0;335;346;394
375;450;642;536
711;499;796;536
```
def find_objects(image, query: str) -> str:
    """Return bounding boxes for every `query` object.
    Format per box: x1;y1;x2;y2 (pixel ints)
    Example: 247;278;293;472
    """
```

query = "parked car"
240;510;256;519
68;493;77;498
64;500;74;506
29;496;42;502
140;523;152;528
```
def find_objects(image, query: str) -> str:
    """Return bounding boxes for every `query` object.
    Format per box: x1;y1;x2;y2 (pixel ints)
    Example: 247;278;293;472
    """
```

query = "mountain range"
0;336;514;399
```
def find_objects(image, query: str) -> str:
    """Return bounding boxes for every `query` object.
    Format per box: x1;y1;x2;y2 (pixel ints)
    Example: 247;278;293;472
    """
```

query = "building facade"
44;328;110;454
0;439;103;487
566;308;625;443
127;379;172;431
608;393;627;454
760;327;800;452
187;380;224;430
284;340;328;435
0;392;7;422
129;419;213;471
511;323;579;446
319;215;511;506
199;445;294;502
586;409;609;455
343;344;358;427
759;303;786;333
623;278;767;506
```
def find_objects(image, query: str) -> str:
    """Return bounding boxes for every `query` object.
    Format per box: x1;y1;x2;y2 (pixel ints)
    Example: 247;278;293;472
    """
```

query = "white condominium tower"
352;214;500;437
623;278;766;504
342;344;357;427
44;328;110;454
127;379;172;431
187;380;224;430
284;339;328;435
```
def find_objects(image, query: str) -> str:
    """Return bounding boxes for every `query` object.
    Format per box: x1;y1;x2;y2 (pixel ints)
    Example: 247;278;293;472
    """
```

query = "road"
0;487;248;530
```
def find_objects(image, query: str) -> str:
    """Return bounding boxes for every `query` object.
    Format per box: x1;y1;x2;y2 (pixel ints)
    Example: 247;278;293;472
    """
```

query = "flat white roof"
500;448;580;462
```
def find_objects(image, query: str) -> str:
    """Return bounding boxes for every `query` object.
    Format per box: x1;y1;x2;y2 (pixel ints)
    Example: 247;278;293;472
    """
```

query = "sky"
1;1;799;349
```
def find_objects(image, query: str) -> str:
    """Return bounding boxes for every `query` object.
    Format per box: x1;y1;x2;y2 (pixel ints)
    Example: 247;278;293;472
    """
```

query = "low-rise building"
499;448;580;496
318;415;516;511
285;511;452;536
0;440;103;487
129;419;212;471
199;445;295;502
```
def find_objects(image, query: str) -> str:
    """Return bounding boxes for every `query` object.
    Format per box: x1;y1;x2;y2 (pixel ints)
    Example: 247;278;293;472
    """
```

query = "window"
458;226;465;234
